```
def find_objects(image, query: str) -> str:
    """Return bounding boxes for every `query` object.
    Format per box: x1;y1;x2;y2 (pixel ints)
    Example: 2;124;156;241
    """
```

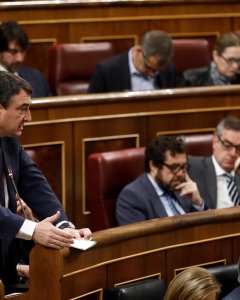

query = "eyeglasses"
162;162;190;174
142;52;168;74
7;48;25;56
217;135;240;154
220;55;240;67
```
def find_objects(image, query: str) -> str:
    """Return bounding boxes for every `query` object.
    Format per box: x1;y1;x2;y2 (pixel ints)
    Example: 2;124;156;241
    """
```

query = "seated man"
88;30;178;93
116;135;205;225
0;20;51;98
189;116;240;209
183;32;240;86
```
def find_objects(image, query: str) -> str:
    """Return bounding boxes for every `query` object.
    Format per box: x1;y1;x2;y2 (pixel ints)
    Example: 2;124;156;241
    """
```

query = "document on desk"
71;238;97;250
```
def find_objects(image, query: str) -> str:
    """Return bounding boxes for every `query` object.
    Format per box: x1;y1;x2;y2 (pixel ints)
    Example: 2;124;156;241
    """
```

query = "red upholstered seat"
172;39;212;76
87;133;213;231
48;42;114;95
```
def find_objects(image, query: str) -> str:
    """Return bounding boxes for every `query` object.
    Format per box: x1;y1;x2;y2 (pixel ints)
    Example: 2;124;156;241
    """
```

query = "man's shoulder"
121;173;149;192
98;52;128;69
183;66;210;86
188;155;212;169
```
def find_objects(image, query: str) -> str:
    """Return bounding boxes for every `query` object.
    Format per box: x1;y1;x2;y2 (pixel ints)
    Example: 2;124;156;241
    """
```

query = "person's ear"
149;160;158;176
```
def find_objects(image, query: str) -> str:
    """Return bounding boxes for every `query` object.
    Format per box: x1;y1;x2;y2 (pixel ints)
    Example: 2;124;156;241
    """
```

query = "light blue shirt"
128;47;155;91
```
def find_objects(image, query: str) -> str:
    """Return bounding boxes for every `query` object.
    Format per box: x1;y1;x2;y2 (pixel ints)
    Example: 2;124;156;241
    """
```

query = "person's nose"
24;109;32;122
15;52;25;63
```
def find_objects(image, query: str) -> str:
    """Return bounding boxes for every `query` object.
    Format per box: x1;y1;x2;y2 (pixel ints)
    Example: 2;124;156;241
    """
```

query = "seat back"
172;39;212;76
87;147;145;231
183;133;213;156
103;279;166;300
87;133;213;231
206;264;239;299
48;42;114;95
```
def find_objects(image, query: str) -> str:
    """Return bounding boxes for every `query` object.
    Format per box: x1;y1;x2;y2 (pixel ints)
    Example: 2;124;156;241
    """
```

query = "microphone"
7;166;27;219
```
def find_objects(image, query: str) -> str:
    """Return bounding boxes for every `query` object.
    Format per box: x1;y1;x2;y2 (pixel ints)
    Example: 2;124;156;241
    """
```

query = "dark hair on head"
0;20;29;52
144;135;186;172
216;116;240;137
0;71;32;108
141;30;173;59
214;32;240;56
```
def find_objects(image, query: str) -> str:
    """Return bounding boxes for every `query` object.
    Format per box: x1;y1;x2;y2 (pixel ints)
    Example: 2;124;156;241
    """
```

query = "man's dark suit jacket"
88;52;178;93
222;286;240;300
116;173;200;225
0;137;68;285
183;66;240;87
188;155;240;209
17;66;51;98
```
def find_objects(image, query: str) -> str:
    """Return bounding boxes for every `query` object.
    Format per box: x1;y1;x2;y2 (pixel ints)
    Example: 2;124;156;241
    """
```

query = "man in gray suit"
189;116;240;209
116;135;205;225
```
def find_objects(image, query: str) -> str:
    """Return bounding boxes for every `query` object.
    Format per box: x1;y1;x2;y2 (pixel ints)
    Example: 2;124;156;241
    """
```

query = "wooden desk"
3;207;240;300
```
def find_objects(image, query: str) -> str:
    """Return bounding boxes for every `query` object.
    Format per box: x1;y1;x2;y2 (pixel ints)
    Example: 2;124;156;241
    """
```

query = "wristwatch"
58;222;75;229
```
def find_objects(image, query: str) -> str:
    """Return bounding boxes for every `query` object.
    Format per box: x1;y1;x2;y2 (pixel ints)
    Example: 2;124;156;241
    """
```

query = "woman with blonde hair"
164;266;221;300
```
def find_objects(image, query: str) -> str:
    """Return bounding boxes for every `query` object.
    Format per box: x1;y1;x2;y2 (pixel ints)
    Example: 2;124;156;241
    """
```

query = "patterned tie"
0;140;5;207
165;192;181;215
224;173;240;206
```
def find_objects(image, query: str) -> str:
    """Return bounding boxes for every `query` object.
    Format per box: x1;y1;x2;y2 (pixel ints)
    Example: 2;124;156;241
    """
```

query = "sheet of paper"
71;238;97;250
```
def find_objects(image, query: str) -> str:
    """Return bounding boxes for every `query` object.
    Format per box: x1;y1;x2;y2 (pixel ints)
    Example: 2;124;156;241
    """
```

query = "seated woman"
183;32;240;86
163;266;221;300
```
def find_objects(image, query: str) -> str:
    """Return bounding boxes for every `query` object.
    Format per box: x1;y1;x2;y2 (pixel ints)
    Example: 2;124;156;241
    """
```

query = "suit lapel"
203;157;217;208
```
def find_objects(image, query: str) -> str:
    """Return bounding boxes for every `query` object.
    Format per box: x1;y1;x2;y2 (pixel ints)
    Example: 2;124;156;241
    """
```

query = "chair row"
48;38;211;95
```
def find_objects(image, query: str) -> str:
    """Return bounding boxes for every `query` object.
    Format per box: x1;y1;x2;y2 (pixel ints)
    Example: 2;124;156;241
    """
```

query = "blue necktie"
224;173;240;206
165;192;181;215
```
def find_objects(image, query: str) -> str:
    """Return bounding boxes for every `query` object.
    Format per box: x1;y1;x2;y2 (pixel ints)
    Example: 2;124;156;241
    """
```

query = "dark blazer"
0;137;68;285
183;66;240;87
88;52;178;93
116;173;200;225
188;155;240;209
17;66;52;98
222;286;240;300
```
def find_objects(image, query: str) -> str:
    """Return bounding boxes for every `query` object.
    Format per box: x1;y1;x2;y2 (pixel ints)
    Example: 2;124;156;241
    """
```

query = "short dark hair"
144;135;186;172
216;116;240;137
0;71;32;108
214;32;240;56
0;20;29;52
141;30;173;59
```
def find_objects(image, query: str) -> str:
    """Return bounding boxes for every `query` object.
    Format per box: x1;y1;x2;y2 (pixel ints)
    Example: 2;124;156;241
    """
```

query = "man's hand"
17;264;29;278
62;227;92;240
32;211;74;249
16;196;35;221
175;174;203;206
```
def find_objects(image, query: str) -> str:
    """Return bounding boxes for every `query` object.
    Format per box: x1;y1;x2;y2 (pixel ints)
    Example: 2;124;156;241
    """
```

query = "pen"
7;166;27;219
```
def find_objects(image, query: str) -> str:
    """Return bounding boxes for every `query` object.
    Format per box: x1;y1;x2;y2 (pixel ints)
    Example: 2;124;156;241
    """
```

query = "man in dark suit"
189;116;240;209
0;72;91;290
0;20;51;98
116;135;205;225
88;30;178;93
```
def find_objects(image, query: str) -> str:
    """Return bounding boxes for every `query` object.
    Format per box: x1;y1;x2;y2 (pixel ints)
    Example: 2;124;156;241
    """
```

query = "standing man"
0;20;51;98
88;30;178;93
0;71;91;289
189;116;240;209
116;135;205;225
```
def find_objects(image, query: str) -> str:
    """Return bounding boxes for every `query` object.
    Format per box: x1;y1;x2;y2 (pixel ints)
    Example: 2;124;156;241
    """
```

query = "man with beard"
189;116;240;209
0;20;51;98
116;135;205;225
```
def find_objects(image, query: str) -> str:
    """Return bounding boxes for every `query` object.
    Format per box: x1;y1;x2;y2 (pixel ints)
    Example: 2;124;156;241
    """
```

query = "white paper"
71;238;97;250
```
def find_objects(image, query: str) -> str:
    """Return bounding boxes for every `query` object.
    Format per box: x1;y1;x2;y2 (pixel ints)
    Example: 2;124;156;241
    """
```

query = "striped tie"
224;173;240;206
165;192;181;215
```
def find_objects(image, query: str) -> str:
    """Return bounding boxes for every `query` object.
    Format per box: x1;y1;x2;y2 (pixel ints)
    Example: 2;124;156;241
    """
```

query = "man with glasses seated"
88;30;178;93
0;20;51;98
189;116;240;210
183;32;240;86
116;135;205;225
